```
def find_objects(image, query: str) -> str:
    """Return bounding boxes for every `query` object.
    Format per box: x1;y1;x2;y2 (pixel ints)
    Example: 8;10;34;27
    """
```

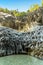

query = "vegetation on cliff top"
0;0;43;32
0;0;43;17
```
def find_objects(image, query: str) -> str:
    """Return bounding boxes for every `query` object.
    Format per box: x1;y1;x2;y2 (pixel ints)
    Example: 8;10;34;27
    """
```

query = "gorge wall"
0;7;43;59
0;7;43;32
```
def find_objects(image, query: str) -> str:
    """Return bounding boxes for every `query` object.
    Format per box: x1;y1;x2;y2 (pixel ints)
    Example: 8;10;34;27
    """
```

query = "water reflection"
0;55;43;65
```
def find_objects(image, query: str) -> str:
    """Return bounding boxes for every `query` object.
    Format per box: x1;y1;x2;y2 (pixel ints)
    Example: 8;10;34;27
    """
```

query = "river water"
0;55;43;65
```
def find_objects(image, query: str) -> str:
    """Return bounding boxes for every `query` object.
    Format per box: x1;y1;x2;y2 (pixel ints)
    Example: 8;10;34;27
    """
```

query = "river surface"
0;55;43;65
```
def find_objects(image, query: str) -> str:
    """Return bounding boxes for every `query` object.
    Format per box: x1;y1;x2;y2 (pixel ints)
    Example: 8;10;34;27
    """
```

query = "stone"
0;26;42;59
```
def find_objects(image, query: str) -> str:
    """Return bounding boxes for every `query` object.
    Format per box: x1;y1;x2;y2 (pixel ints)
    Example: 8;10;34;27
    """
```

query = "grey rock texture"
0;26;43;59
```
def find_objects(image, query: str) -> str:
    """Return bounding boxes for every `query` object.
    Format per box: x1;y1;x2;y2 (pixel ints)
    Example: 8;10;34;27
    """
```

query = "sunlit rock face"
0;12;16;29
0;26;43;59
0;7;43;32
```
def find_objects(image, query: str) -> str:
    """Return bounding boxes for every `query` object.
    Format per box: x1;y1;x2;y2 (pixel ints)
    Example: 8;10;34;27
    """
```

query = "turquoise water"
0;55;43;65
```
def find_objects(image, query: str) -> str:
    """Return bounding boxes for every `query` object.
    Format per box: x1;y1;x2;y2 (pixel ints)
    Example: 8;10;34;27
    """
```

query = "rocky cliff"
0;26;43;59
0;7;43;32
0;7;43;59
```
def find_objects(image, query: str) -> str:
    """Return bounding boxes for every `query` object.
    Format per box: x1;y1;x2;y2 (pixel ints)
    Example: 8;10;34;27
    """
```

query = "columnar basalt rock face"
0;26;43;59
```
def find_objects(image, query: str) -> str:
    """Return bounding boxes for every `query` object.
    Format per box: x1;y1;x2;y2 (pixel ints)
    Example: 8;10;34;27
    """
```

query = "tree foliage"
0;0;43;16
29;4;39;12
41;0;43;6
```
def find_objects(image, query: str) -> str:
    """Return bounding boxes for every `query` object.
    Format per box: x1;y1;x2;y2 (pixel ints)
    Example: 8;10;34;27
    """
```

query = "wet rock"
0;26;43;59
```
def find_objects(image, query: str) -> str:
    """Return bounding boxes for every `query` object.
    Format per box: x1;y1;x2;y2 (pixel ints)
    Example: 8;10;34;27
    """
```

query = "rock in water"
0;26;43;59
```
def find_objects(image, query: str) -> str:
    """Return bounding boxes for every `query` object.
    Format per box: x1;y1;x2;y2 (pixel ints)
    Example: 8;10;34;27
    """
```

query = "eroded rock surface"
0;7;43;32
0;26;43;59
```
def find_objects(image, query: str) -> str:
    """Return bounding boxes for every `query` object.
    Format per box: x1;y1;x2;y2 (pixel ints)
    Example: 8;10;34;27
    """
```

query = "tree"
27;10;29;12
29;4;39;12
18;12;26;17
4;8;10;13
11;9;19;16
41;0;43;6
0;8;4;12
